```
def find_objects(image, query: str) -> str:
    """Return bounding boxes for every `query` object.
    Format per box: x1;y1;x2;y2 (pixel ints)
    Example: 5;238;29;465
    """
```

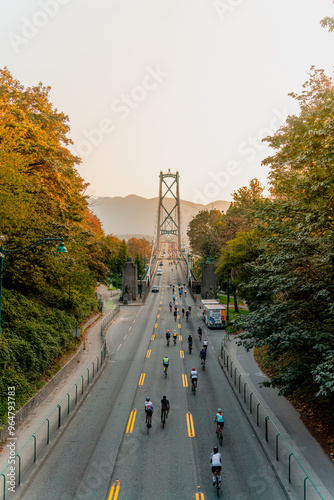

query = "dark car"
152;286;159;293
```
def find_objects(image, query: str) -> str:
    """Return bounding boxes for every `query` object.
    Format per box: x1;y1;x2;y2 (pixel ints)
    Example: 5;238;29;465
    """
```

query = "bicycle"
188;342;192;354
216;426;223;446
164;365;168;377
161;409;168;428
166;338;170;347
201;358;206;370
146;413;152;434
213;469;220;497
191;378;197;395
198;328;202;341
173;336;177;345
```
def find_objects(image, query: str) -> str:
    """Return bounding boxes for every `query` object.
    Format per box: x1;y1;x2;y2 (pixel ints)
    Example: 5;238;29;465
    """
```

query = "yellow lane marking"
151;334;155;341
182;373;188;387
154;323;158;328
179;335;182;341
186;412;195;437
195;493;204;500
157;314;160;318
108;480;120;500
146;349;151;358
126;409;137;434
160;301;162;304
138;373;145;386
180;350;184;359
177;315;180;319
159;307;161;310
178;323;181;329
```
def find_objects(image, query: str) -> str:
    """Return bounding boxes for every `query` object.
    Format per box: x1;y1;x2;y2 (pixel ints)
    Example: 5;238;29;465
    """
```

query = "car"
159;261;163;266
152;286;159;293
157;269;162;276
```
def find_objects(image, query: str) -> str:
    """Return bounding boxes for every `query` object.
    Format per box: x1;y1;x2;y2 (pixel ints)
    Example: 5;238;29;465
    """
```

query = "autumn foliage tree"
0;68;113;423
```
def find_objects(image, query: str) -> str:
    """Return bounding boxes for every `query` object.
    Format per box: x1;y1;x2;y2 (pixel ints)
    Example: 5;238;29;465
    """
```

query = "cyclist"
190;367;198;390
203;339;208;351
161;395;170;421
166;330;171;345
215;408;224;434
169;301;172;312
188;305;191;314
184;289;187;297
198;326;202;340
210;446;222;486
145;397;154;427
200;347;207;367
179;289;182;297
163;355;169;374
173;309;177;321
188;334;193;351
185;310;189;321
172;295;176;302
173;330;177;344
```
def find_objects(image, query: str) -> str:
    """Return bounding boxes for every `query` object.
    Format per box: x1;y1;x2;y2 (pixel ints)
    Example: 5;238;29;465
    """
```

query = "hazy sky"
1;0;334;204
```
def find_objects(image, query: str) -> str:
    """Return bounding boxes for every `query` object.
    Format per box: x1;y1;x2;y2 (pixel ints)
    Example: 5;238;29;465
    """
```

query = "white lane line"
117;344;122;351
124;334;127;340
129;326;132;331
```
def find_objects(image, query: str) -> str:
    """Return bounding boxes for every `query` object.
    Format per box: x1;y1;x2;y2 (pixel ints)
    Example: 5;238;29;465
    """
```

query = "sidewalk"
0;285;120;475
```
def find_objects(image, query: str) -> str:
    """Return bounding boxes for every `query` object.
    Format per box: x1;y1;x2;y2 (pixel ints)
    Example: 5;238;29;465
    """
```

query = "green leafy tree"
240;69;334;401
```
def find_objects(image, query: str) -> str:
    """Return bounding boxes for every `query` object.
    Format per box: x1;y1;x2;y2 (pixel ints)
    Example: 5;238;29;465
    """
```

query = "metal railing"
0;309;121;500
220;342;326;500
101;305;120;336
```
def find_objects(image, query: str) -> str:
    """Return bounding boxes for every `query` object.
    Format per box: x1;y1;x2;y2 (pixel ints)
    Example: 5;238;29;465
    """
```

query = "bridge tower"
156;170;181;249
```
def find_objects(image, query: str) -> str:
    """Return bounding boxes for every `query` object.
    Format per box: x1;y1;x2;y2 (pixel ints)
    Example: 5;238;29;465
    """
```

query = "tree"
321;1;334;32
240;69;334;399
187;210;223;256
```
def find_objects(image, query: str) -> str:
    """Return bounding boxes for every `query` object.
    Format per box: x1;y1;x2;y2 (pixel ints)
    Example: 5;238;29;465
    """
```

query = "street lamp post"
0;238;67;332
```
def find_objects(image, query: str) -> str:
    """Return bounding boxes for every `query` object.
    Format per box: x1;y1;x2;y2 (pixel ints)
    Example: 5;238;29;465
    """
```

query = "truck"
202;303;226;329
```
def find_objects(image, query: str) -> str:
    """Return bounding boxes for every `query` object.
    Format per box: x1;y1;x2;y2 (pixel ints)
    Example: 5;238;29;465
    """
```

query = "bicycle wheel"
165;367;168;378
216;473;220;497
162;411;166;428
193;382;196;395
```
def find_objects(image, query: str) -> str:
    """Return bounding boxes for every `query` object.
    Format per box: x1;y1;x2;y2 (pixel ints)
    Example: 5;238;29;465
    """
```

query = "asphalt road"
21;257;288;500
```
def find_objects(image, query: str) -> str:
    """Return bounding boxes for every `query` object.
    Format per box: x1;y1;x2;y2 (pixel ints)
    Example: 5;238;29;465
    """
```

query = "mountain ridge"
89;195;230;240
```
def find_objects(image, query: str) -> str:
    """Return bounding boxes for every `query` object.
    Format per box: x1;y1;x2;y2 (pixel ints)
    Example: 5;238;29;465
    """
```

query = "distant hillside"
89;195;230;240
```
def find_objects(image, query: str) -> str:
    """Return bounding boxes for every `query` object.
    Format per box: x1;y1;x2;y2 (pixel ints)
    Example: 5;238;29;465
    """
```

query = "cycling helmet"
167;329;170;332
162;395;167;399
192;368;195;370
217;408;222;413
213;446;218;453
146;397;150;401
